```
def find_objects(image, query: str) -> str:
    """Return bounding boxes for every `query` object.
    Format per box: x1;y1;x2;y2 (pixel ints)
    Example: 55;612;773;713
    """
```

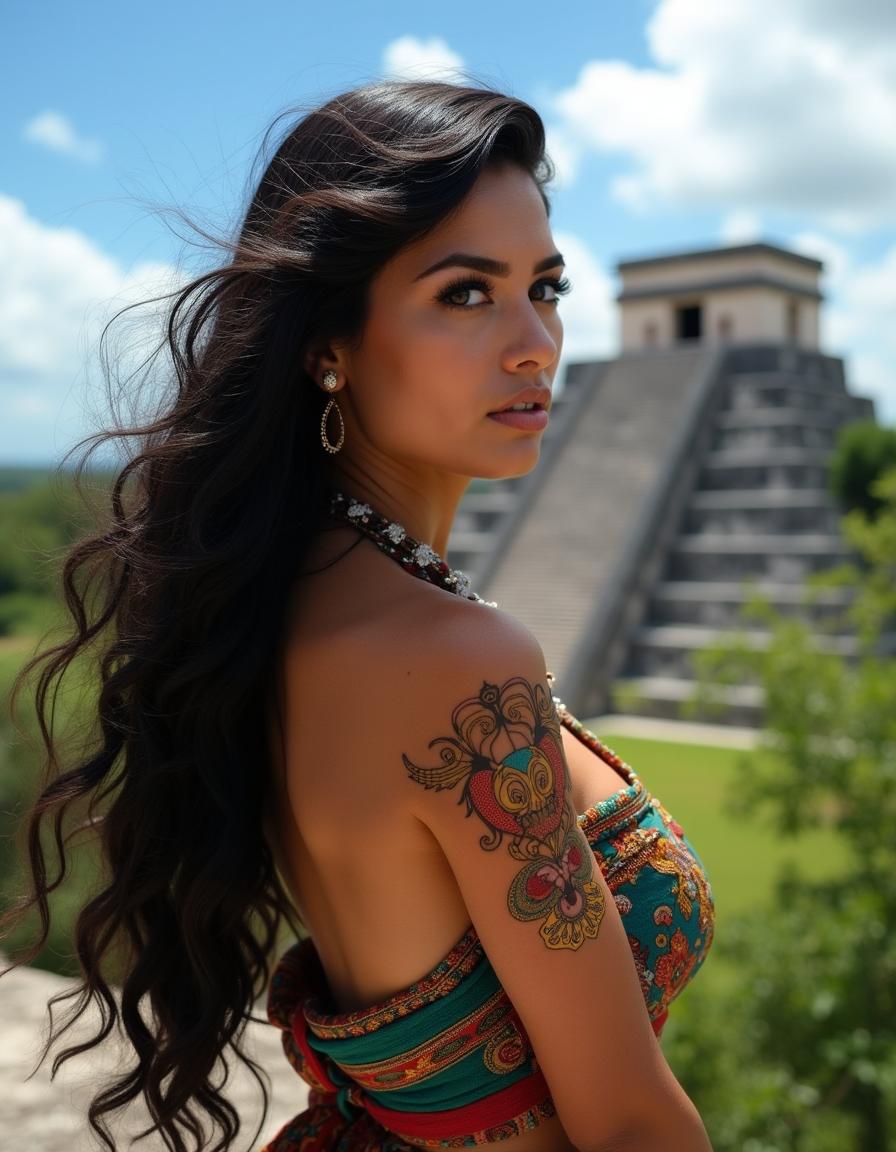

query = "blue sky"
3;0;895;465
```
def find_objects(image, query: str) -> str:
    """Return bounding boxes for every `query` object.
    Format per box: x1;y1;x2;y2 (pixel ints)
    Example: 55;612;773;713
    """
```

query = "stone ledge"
0;956;307;1151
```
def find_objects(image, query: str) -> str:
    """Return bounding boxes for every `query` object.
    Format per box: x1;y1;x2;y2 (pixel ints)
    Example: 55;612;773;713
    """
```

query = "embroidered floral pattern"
569;708;716;1027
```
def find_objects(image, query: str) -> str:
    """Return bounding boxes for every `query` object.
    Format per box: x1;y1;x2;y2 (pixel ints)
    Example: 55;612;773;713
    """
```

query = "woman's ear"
303;342;347;387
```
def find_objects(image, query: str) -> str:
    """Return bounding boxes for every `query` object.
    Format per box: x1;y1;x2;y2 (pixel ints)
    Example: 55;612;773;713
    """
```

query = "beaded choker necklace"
324;488;499;607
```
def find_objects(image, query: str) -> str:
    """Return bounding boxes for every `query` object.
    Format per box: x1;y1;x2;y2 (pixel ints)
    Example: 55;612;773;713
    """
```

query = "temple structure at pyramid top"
616;241;823;353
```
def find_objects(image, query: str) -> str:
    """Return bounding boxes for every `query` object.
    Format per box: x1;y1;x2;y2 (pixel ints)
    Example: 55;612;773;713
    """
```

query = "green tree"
0;472;109;600
829;421;896;519
668;466;896;1151
0;470;113;968
0;471;112;637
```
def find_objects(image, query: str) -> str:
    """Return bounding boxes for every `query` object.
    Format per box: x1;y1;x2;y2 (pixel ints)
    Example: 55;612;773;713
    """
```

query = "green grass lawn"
591;725;852;1006
592;727;850;937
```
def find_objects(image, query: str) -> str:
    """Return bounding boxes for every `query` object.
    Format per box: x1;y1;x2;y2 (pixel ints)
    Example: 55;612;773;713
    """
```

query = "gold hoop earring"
320;373;343;453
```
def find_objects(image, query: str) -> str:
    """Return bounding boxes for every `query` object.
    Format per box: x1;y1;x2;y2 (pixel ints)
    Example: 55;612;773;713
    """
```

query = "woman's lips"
487;408;549;430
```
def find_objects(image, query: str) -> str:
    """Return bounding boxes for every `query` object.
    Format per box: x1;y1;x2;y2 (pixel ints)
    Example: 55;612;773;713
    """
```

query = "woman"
3;79;715;1151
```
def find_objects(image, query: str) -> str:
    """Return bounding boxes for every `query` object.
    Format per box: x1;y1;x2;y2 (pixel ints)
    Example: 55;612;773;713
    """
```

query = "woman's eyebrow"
413;252;565;281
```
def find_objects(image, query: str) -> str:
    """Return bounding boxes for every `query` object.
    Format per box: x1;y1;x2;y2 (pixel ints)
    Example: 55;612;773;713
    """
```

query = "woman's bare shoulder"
295;525;539;663
394;587;540;660
278;529;545;803
277;568;542;823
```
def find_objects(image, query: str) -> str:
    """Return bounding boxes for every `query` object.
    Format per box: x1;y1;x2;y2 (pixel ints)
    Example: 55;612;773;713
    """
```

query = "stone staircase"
478;344;724;702
610;345;874;726
446;357;607;588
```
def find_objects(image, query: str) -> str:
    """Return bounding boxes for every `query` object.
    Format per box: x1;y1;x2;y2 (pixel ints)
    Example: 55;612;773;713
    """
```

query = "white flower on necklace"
450;570;472;597
331;489;499;607
413;542;439;567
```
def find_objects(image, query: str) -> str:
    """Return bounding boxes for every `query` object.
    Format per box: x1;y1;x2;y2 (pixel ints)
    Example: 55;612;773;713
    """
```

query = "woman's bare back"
264;523;635;1150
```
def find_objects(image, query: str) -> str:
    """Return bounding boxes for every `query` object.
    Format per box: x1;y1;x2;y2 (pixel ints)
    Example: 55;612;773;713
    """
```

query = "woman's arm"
399;601;713;1152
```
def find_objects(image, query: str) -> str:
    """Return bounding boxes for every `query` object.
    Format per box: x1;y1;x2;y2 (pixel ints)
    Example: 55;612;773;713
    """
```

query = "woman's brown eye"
436;276;494;309
533;276;572;303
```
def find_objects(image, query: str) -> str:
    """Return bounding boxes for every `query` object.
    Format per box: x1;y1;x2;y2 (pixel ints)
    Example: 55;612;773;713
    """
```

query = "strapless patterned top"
261;704;715;1151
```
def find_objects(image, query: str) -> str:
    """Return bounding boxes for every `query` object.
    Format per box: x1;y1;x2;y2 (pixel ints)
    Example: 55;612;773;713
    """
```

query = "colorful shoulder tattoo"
403;676;605;951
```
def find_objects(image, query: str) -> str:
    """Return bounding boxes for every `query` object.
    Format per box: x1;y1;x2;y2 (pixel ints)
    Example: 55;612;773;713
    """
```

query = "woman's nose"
502;303;560;372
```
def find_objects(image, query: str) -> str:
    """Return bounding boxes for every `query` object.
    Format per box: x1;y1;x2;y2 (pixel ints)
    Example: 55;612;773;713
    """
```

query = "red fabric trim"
290;1016;340;1093
363;1071;551;1138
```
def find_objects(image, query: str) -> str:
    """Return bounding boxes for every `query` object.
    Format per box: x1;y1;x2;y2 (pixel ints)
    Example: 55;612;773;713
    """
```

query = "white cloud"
779;230;896;422
542;124;581;190
787;229;863;358
850;352;894;419
826;242;896;361
380;37;584;191
382;36;466;81
552;230;617;380
719;211;763;245
8;391;55;418
0;194;182;464
788;230;852;289
549;0;896;230
838;253;896;412
23;111;105;164
844;245;896;320
0;197;118;378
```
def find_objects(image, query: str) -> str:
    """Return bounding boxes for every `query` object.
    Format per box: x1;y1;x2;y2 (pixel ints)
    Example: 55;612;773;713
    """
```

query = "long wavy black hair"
2;77;555;1151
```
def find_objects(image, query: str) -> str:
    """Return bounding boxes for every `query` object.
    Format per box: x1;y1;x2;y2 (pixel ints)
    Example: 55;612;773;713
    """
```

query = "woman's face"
324;161;567;483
